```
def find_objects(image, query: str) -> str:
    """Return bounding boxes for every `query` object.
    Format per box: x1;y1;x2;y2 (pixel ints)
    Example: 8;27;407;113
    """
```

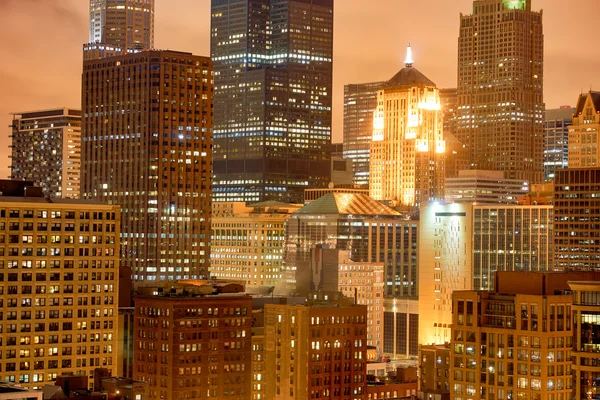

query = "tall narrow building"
569;91;600;168
81;51;213;283
211;0;334;204
456;0;544;183
343;82;387;187
369;46;445;208
86;0;155;60
544;106;574;181
10;108;81;199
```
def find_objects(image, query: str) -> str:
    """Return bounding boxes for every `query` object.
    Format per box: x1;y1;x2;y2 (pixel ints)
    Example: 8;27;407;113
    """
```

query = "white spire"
405;44;414;68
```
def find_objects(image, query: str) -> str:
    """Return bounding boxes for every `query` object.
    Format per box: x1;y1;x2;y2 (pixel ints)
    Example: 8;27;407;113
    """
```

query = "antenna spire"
405;44;414;68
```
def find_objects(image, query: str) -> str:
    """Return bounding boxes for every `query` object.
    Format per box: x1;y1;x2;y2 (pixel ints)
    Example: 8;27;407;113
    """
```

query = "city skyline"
1;0;599;179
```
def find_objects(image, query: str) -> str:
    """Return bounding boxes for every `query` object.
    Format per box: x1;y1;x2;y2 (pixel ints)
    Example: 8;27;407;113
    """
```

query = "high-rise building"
383;298;419;359
569;280;600;400
283;193;418;297
450;271;588;400
569;91;600;168
444;131;470;180
210;201;302;291
81;51;213;283
133;282;252;400
444;170;529;204
553;168;600;270
456;0;544;184
0;181;120;389
419;202;553;344
86;0;154;60
210;0;334;204
343;82;387;187
370;46;445;208
10;108;81;199
544;106;574;181
440;88;458;136
264;292;368;399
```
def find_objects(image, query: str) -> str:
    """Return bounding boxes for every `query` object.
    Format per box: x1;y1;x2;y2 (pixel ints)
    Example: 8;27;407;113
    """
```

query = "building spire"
405;44;414;68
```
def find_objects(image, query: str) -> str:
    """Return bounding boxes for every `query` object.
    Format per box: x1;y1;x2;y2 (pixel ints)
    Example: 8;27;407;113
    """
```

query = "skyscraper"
569;91;600;168
211;0;334;204
86;0;154;60
10;108;81;199
343;82;387;187
369;46;445;208
81;51;213;283
456;0;544;184
544;106;574;181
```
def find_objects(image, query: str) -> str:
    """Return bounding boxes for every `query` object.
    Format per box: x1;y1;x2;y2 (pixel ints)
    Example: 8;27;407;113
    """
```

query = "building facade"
419;202;553;345
553;168;600;270
456;0;544;184
383;298;419;359
343;82;387;187
569;92;600;168
81;51;213;283
264;293;368;399
133;283;253;400
87;0;154;59
440;88;457;137
444;170;529;204
370;47;445;208
10;108;81;199
284;193;418;298
0;184;120;389
210;201;301;291
211;0;334;204
544;106;574;182
450;273;577;400
338;260;385;352
419;344;451;398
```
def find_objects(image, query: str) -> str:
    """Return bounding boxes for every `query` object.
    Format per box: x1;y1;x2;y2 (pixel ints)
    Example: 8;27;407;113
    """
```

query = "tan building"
251;327;266;400
338;259;384;352
449;272;594;400
0;181;120;389
569;92;600;167
445;170;529;204
419;344;451;400
86;0;154;60
10;108;81;199
419;202;554;345
210;201;302;291
264;292;368;399
456;0;544;184
133;282;252;400
370;46;445;208
382;298;420;359
569;280;600;400
81;50;213;283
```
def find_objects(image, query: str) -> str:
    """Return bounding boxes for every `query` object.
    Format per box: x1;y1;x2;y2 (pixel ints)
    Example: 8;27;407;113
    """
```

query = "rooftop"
293;193;400;216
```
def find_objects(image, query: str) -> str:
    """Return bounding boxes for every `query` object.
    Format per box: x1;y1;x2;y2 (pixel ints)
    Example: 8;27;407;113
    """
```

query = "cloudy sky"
0;0;599;178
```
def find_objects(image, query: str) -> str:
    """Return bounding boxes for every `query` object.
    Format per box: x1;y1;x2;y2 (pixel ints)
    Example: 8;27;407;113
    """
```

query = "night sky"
1;0;599;179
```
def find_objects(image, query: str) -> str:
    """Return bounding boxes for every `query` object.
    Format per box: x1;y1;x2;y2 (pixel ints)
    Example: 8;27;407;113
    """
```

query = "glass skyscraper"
211;0;334;204
544;106;574;182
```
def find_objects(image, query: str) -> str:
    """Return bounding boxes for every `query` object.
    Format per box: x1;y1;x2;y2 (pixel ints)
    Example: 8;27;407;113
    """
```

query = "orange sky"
1;0;599;179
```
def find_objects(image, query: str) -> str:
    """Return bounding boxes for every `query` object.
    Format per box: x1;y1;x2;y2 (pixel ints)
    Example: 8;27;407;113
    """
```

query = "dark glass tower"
211;0;334;204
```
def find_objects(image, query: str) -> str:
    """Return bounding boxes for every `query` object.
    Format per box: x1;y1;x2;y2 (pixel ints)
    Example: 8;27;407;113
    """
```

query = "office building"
81;50;213;283
343;82;387;187
419;344;451;399
0;181;120;389
544;106;574;181
569;91;600;168
444;132;469;180
569;280;600;400
133;282;253;400
444;170;529;204
210;201;302;291
251;325;266;400
370;46;445;208
383;298;419;359
456;0;544;184
449;272;600;400
211;0;334;204
366;367;418;400
419;202;553;344
440;88;457;136
86;0;154;60
553;168;600;270
284;193;418;298
10;108;81;199
304;187;370;204
338;259;385;351
264;292;368;399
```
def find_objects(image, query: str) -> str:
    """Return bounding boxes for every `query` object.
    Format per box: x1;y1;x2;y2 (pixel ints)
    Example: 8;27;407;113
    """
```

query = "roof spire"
405;44;414;68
